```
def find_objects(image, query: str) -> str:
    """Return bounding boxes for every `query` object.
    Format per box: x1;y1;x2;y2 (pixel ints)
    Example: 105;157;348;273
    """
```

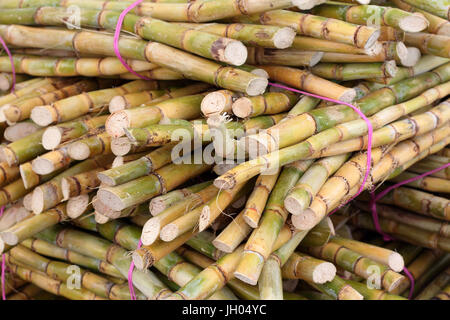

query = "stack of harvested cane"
0;0;448;301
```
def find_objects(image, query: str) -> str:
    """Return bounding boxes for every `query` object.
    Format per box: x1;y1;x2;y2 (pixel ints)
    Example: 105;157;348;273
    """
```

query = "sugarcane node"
42;127;63;150
66;194;90;219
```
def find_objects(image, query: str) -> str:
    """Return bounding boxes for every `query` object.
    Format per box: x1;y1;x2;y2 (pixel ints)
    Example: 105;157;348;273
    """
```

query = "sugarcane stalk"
110;83;210;113
234;160;313;285
345;279;407;300
97;161;212;211
313;4;429;32
401;0;450;19
149;180;212;216
233;10;380;49
3;120;40;141
0;162;19;188
61;169;104;200
416;266;450;300
311;61;398;81
6;283;43;300
246;47;323;67
392;0;450;35
67;131;112;160
7;245;142;300
97;142;177;187
0;25;268;96
405;32;450;59
0;73;29;92
349;212;450;252
281;252;337;283
291;36;372;55
42;115;108;150
355;202;450;238
7;262;106;300
3;80;99;123
231;90;298;118
310;275;363;300
216;63;450;190
389;171;450;193
284;154;350;215
305;241;405;292
31;155;113;214
106;93;206;137
313;100;450;158
36;225;171;299
21;238;123;279
408;155;450;179
30;80;158;126
242;170;281;228
141;184;218;245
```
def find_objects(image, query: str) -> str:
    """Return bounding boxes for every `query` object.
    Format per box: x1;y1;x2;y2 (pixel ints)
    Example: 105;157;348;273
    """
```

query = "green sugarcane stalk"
401;0;450;19
36;225;171;299
311;62;398;81
404;32;450;59
312;4;429;32
0;25;267;96
21;238;123;279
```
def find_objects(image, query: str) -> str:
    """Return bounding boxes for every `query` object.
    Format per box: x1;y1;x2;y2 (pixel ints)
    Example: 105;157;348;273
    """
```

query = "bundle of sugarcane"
0;0;447;301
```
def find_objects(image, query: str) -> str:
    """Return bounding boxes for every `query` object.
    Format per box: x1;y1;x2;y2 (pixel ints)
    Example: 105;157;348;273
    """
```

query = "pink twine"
268;82;373;212
0;36;16;93
0;205;5;300
113;0;151;81
127;239;141;300
369;162;450;299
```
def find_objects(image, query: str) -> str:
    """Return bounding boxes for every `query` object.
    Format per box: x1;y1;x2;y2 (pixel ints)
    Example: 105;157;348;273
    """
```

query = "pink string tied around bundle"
127;240;141;300
369;162;450;299
113;0;151;81
0;36;16;93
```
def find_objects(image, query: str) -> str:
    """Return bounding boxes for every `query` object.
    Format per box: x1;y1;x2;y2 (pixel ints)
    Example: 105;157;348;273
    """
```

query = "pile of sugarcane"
0;0;448;301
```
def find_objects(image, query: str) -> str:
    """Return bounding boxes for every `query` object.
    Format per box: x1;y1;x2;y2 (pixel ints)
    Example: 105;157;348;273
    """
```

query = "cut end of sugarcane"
338;88;357;103
61;178;71;201
241;131;277;159
250;68;269;79
201;92;228;117
94;211;110;224
159;223;179;242
388;252;405;272
23;193;33;211
141;218;161;246
213;163;238;176
211;239;234;253
291;208;317;230
4;121;40;142
364;41;382;56
0;237;4;254
310;52;324;67
109;95;127;113
198;205;211;232
30;106;53;127
31;187;44;215
149;199;167;216
356;0;370;4
232;97;252;118
398;13;429;33
364;29;381;50
0;75;10;91
68;142;90;160
111;137;132;156
106;111;130;138
132;250;153;270
0;146;16;166
0;232;18;246
284;196;305;216
312;262;337;284
97;188;125;211
339;285;364;300
3;105;20;125
224;41;248;66
96;172;116;187
400;47;421;67
384;60;398;77
243;210;259;228
112;156;125;168
42;126;63;150
246;77;268;97
292;0;326;10
66;194;90;219
31;157;55;175
273;27;296;49
213;176;235;190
